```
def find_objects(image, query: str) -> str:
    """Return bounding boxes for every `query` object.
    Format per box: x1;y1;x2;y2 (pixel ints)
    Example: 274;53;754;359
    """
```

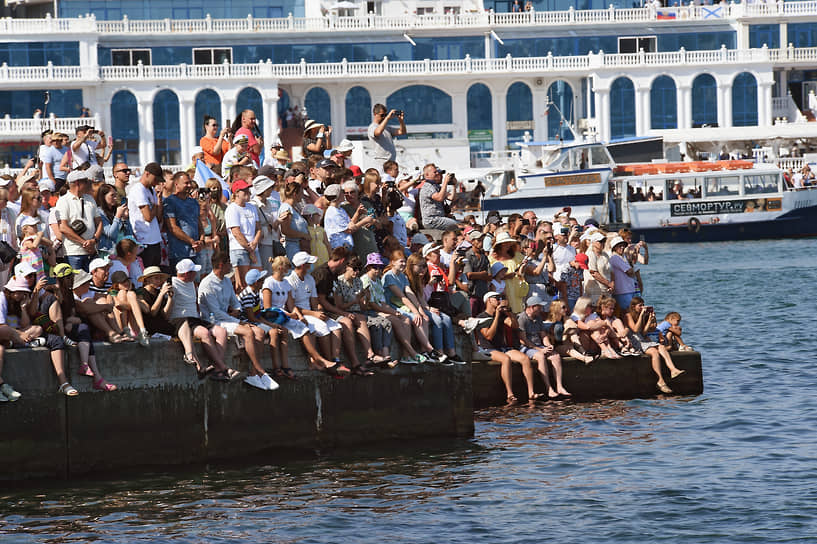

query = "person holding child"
626;297;686;394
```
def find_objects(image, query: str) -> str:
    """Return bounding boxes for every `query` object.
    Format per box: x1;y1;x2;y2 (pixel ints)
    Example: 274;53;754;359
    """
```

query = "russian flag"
656;10;676;19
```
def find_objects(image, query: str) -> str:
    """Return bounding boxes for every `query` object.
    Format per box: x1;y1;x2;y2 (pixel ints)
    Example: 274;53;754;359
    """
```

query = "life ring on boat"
687;217;701;232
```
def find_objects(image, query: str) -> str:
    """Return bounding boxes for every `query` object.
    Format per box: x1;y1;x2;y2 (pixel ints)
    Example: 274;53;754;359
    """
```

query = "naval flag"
194;159;230;193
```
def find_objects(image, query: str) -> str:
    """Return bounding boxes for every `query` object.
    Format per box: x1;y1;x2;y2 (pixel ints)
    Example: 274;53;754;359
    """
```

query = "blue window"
387;85;452;125
195;89;221;141
235;87;263;133
610;77;635;140
658;31;736;52
467;83;493;154
346;87;371;128
749;25;780;49
0;42;79;67
547;80;574;142
692;74;718;128
59;0;305;19
153;90;180;164
732;72;758;127
506;82;533;146
0;89;83;119
278;89;291;126
650;75;677;130
305;87;331;127
788;23;817;48
110;90;139;165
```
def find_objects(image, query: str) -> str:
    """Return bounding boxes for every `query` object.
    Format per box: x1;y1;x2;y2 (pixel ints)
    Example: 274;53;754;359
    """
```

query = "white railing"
10;1;817;37
772;95;807;122
0;115;100;137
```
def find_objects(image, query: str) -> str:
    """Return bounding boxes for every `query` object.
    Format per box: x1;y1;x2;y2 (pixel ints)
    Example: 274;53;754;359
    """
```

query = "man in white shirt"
367;104;406;163
56;170;102;272
40;132;68;189
224;178;261;289
70;125;103;168
127;162;164;268
551;224;577;301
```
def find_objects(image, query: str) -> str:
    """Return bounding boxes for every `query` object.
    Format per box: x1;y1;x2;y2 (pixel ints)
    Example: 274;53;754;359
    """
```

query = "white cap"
245;268;268;285
610;236;627;249
589;231;606;243
176;258;202;274
88;257;111;272
66;170;90;184
483;291;501;303
233;133;249;144
14;262;37;278
20;215;40;227
302;204;322;217
292;251;317;267
422;242;442;258
38;179;56;192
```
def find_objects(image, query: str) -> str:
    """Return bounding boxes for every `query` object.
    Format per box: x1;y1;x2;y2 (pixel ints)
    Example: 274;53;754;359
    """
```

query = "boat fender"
687;217;701;232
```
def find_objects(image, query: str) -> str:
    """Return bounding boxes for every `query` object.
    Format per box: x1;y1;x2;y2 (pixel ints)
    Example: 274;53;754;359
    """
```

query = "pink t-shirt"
235;127;260;165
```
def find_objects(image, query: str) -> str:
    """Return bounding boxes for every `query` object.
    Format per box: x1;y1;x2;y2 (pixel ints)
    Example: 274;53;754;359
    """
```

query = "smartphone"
645;306;654;313
46;277;57;285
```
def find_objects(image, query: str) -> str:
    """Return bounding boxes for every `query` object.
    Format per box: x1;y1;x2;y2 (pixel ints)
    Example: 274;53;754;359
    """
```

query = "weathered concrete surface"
471;350;703;407
0;339;474;481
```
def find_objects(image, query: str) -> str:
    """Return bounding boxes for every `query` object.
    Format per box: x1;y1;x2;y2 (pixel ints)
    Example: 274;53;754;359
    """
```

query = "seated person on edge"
657;311;693;351
476;291;538;403
168;258;234;381
517;296;571;400
626;297;685;394
596;294;639;355
568;296;621;359
72;264;131;344
543;299;595;364
108;270;151;347
198;252;278;391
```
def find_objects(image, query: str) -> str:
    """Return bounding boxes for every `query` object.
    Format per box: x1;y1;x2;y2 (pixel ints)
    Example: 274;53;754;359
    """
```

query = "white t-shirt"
252;194;281;247
286;270;316;310
224;202;259;253
168;278;198;320
324;205;352;249
552;243;577;282
127;182;162;245
261;276;291;309
55;192;98;256
0;292;18;328
71;139;98;168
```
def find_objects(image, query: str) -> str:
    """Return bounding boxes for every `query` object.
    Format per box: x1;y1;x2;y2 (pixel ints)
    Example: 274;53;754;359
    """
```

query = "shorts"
521;346;544;358
171;317;214;335
230;248;261;267
303;315;342;337
217;320;241;335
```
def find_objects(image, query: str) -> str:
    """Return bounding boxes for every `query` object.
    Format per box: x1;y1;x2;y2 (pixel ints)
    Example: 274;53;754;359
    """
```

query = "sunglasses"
116;169;131;174
493;295;506;300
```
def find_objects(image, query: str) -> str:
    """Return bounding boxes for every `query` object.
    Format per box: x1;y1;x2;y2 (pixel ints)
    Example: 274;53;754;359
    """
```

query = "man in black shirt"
476;291;539;402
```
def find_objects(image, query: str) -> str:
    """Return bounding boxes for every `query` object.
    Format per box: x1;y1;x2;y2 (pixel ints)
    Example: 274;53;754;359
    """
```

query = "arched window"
692;74;717;128
732;72;758;127
467;83;493;154
547;80;574;142
194;89;221;141
346;86;371;128
153;89;180;164
305;87;331;126
387;85;452;125
236;87;263;133
650;76;678;130
610;77;636;139
506;81;532;146
110;90;139;165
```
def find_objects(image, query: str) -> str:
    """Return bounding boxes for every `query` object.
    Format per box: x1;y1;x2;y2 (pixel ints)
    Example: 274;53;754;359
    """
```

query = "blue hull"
482;193;605;212
631;205;817;243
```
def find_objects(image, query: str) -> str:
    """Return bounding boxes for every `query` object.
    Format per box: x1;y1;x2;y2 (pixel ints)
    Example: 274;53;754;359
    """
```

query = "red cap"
574;253;589;270
232;179;251;192
349;165;363;177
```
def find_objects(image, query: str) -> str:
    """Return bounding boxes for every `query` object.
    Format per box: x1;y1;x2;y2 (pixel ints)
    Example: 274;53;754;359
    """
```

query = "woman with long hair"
626;296;685;394
544;300;594;364
95;184;132;258
489;231;527;314
278;181;311;261
406;252;461;363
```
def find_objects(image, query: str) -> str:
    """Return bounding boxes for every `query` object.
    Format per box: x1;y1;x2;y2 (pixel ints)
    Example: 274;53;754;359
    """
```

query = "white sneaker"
26;337;46;348
244;374;266;390
261;373;279;391
0;383;20;402
472;348;493;361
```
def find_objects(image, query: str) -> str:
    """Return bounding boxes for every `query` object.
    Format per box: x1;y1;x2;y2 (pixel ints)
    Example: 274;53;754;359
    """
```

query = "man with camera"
56;170;103;272
418;163;459;230
70;125;106;169
368;104;406;163
163;172;202;271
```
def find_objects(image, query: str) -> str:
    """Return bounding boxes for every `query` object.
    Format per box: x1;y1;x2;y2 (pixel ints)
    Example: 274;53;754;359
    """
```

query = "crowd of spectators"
0;103;691;404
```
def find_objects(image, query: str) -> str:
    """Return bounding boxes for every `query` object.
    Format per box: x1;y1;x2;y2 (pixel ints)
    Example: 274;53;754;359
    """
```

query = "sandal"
506;394;518;403
225;368;241;381
273;368;285;378
350;365;374;376
59;382;78;397
670;368;686;379
183;353;197;366
197;364;215;380
78;363;94;377
280;367;297;380
93;378;118;392
657;381;673;394
529;392;545;401
209;370;230;382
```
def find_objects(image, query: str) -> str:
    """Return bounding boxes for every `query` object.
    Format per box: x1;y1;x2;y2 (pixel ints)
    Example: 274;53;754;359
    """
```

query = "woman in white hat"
488;231;528;314
302;120;332;159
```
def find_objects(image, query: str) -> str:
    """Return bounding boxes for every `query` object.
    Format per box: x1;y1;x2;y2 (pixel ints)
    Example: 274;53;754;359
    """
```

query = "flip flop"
280;367;297;380
197;364;215;380
93;378;117;392
78;363;94;377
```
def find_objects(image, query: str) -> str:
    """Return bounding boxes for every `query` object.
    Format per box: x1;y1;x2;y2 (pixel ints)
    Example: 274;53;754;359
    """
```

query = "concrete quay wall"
0;339;474;481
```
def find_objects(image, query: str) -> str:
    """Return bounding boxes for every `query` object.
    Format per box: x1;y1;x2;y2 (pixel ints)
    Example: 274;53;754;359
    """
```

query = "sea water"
1;239;815;543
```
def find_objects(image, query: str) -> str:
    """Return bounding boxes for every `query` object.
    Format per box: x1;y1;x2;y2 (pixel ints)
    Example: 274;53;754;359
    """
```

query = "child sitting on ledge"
657;311;694;351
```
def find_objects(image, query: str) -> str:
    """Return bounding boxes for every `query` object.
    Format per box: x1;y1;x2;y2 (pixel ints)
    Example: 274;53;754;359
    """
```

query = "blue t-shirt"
382;270;409;310
163;194;200;261
656;320;672;334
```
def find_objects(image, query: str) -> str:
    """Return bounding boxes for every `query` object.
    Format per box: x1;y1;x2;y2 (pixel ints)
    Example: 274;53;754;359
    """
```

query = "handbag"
70;197;88;236
0;241;16;264
428;290;458;317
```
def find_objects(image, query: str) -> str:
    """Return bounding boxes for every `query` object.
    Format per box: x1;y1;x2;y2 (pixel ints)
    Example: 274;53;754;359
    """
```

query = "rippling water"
2;239;816;543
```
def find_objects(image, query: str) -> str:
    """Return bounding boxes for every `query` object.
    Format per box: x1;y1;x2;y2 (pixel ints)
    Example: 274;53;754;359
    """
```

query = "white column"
179;97;194;165
137;97;154;165
759;81;774;126
678;85;691;129
484;32;493;59
721;84;732;128
492;86;506;153
221;97;237;129
635;87;649;135
716;82;725;128
265;93;280;146
595;88;610;142
451;92;467;139
329;86;344;142
531;87;548;142
780;23;787;52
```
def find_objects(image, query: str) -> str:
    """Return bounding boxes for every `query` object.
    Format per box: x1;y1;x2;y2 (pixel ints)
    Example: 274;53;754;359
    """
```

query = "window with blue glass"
153;90;180;164
59;0;305;19
547;80;574;142
650;75;677;130
610;77;635;140
732;72;758;127
749;25;779;49
305;87;331;127
788;23;817;48
467;84;493;154
235;87;263;133
658;31;735;52
346;87;371;128
278;89;291;125
387;86;452;125
110;90;139;165
692;74;717;128
0;42;79;67
506;82;533;146
195;89;221;140
0;90;83;119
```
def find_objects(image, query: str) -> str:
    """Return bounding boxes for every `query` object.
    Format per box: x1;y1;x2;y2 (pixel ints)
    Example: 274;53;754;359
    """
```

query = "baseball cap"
574;253;589;269
38;179;55;192
86;164;105;182
349;165;363;177
483;291;501;303
232;179;251;192
467;229;485;241
422;242;442;258
526;295;545;307
88;257;111;273
323;184;341;198
66;170;90;184
245;268;268;285
14;262;37;278
20;215;40;227
411;232;429;245
292;251;318;267
316;159;338;170
487;215;501;225
589;231;606;243
176;259;202;274
53;263;78;278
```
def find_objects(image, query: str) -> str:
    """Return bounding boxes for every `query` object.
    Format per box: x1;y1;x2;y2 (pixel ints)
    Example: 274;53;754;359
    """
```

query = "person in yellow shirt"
303;204;330;267
488;231;529;314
